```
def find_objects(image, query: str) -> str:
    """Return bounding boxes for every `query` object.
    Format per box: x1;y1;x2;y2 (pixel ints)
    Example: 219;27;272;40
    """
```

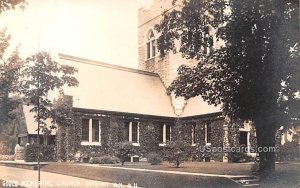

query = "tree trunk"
255;120;277;178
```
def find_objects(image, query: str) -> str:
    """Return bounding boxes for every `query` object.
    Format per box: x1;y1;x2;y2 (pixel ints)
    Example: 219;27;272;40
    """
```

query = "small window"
126;121;139;145
205;123;212;145
18;137;27;146
159;124;164;143
240;131;248;146
82;119;89;142
92;119;100;142
166;124;171;142
146;30;156;59
81;118;101;145
132;122;138;143
192;123;196;145
159;124;171;145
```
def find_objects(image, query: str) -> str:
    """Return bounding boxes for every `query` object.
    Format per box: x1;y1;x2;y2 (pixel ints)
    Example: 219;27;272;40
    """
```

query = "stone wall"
56;109;228;162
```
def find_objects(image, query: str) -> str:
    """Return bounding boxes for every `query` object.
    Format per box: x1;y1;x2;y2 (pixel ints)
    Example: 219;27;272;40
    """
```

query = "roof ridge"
58;53;159;77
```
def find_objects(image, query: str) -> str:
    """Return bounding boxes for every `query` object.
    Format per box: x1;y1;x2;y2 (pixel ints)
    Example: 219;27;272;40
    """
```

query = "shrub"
0;142;10;155
25;144;56;162
280;141;300;161
115;142;136;166
164;140;192;168
0;155;14;161
228;152;254;163
146;152;162;165
251;162;259;173
89;155;119;164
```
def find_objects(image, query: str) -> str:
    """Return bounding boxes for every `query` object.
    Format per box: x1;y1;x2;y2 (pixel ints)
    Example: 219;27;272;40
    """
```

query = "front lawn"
41;162;240;188
100;161;253;175
41;161;300;188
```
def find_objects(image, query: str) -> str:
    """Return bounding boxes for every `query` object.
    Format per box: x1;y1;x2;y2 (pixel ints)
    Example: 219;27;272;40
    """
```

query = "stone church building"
18;0;262;162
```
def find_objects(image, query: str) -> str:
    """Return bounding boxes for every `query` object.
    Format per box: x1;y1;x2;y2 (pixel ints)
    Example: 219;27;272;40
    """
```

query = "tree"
0;0;26;13
0;29;23;126
0;29;23;153
21;51;78;184
156;0;299;176
115;142;136;166
164;140;192;168
0;0;27;152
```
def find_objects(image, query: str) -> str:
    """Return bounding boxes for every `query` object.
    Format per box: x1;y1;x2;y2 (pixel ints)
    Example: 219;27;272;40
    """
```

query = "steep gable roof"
180;97;221;117
18;105;56;136
59;54;176;117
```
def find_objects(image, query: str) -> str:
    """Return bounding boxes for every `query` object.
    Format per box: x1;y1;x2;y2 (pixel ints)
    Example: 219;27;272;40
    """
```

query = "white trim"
163;124;166;143
89;119;92;142
129;122;132;142
81;141;101;146
132;143;140;147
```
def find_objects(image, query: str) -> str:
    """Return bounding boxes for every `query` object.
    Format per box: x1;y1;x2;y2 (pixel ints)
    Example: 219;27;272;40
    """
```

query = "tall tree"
21;51;78;184
0;0;27;152
0;0;26;13
0;28;23;127
156;0;299;176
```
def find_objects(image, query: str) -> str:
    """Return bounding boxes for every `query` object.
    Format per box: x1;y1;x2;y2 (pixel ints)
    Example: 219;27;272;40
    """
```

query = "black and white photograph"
0;0;299;187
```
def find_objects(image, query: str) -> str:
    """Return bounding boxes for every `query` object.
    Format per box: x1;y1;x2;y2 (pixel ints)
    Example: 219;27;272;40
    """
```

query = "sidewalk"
0;166;135;188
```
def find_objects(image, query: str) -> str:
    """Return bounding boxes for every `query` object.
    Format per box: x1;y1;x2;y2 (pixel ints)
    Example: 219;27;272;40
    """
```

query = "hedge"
25;144;56;162
0;155;14;161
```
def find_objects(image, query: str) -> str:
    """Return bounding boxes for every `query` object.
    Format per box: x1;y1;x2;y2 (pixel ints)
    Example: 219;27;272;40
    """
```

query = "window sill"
145;55;159;61
132;143;140;147
191;144;196;147
159;143;166;147
81;142;101;146
205;143;211;146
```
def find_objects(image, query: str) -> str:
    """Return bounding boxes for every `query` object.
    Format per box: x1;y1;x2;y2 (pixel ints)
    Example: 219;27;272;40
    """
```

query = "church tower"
138;0;196;116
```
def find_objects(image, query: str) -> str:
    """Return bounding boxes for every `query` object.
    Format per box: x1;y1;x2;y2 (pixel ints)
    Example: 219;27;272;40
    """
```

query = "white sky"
0;0;154;68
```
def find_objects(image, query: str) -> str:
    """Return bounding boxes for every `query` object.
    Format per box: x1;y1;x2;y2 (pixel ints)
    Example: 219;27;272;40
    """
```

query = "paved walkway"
0;166;133;188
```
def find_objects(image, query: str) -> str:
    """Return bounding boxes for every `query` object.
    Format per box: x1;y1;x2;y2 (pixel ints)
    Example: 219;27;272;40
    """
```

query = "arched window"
146;30;156;59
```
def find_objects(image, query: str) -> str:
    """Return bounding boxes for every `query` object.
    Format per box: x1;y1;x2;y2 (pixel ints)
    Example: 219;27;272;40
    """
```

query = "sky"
0;0;154;68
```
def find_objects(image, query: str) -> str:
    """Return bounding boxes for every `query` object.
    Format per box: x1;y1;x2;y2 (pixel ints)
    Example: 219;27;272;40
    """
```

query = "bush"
25;144;56;162
251;162;259;173
280;141;300;161
228;152;254;163
146;152;162;165
0;155;14;161
115;142;137;166
164;140;192;168
0;142;10;155
89;155;119;164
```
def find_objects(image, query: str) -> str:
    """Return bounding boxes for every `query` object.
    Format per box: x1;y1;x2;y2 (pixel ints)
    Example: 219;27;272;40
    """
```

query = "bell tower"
138;0;196;116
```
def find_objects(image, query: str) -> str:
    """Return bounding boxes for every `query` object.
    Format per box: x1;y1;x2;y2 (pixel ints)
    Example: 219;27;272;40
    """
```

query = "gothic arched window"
146;30;156;59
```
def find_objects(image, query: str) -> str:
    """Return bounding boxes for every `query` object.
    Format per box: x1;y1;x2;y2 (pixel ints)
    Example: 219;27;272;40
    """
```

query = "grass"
259;162;300;188
40;161;300;188
101;161;253;175
41;162;240;188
